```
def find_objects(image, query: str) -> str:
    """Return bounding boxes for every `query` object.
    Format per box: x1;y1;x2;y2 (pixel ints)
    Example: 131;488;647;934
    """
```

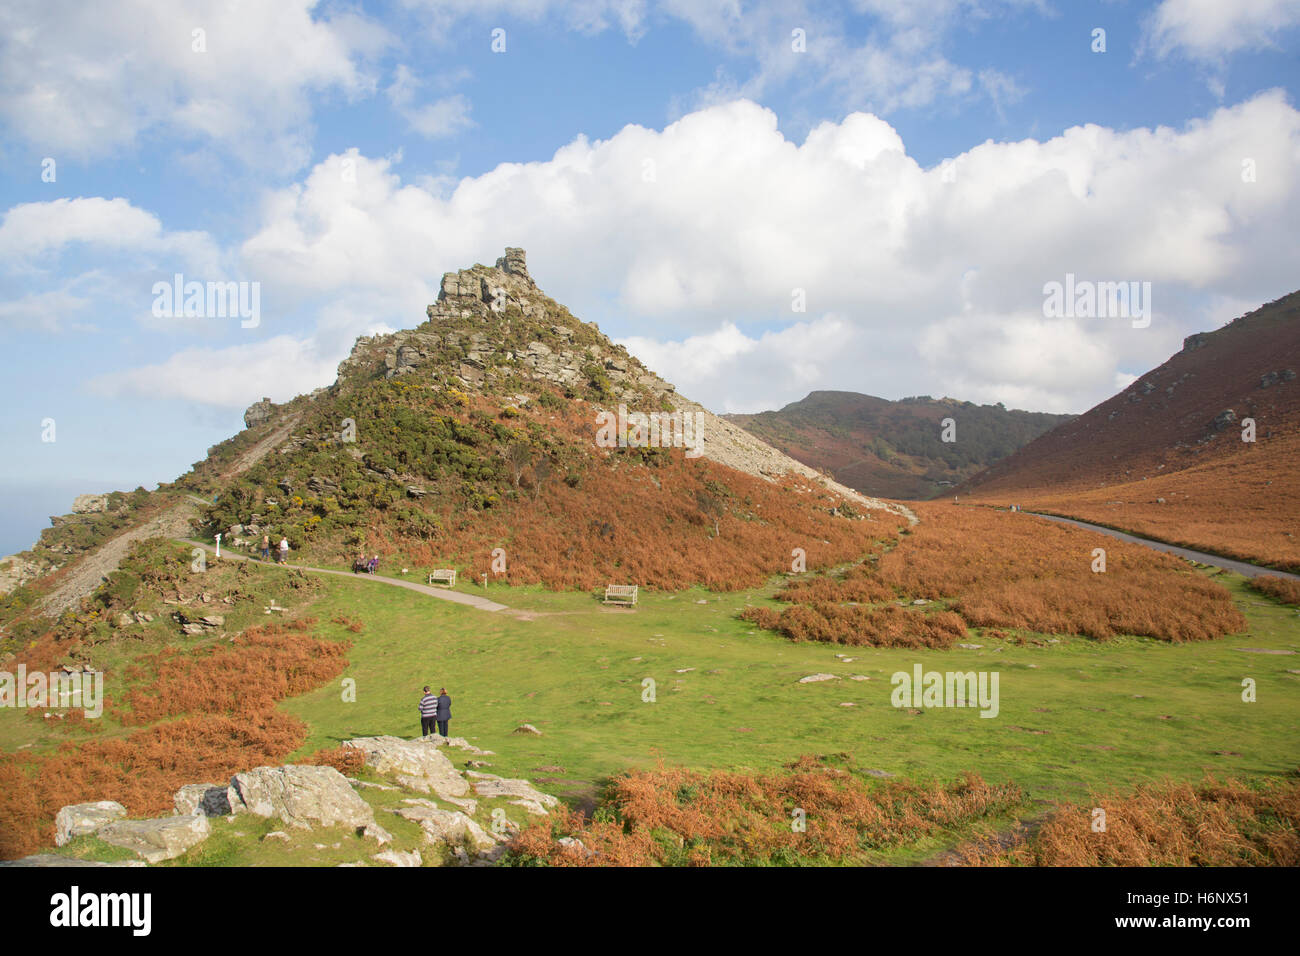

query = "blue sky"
1;0;1299;555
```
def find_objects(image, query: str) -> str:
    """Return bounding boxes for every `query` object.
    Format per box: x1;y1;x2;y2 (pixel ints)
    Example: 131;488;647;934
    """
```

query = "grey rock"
71;493;109;514
372;848;422;867
243;397;275;429
54;800;127;846
172;783;232;817
227;764;382;834
343;736;471;799
393;804;502;855
97;813;211;863
464;771;559;810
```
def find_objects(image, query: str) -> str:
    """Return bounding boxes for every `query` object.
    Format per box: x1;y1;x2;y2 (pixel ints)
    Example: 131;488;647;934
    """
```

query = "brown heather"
959;775;1300;866
0;618;350;860
1248;574;1300;606
744;503;1244;646
507;758;1024;866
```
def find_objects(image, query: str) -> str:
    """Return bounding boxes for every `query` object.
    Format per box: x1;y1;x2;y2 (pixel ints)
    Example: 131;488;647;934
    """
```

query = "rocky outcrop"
71;494;109;514
331;247;917;525
97;813;211;863
495;247;532;283
464;771;560;814
0;553;51;595
342;735;471;800
393;802;504;857
172;783;233;817
227;764;390;843
243;397;276;429
54;800;127;846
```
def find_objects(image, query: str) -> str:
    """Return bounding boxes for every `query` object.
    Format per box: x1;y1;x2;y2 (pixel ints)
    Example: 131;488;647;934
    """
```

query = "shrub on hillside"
741;603;966;648
1248;575;1300;607
959;775;1300;866
506;759;1024;866
0;618;350;860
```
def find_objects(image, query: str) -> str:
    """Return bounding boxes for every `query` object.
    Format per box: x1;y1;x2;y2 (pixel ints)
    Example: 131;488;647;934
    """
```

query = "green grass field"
282;567;1300;815
8;555;1299;866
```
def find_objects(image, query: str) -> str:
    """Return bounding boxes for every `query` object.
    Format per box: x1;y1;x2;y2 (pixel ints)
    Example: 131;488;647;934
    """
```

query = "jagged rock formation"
243;397;276;429
330;248;915;523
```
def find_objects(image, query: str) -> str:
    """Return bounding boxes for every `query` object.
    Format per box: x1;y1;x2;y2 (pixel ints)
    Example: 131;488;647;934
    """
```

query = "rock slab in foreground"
228;765;390;842
54;800;128;846
343;736;471;799
97;814;211;864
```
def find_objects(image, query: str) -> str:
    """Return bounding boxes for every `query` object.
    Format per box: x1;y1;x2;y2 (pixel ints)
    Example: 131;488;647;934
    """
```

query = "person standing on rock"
260;535;270;560
278;537;289;564
419;686;438;737
436;687;452;737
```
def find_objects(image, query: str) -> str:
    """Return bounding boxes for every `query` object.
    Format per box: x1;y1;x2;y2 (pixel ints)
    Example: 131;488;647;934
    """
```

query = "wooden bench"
428;569;457;588
603;584;638;606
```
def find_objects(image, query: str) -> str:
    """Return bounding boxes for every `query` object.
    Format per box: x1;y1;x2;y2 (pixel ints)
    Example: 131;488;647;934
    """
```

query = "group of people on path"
419;686;452;737
259;534;290;564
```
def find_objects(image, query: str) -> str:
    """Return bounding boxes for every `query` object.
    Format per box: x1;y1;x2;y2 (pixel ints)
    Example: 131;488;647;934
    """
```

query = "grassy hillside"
5;506;1297;864
727;391;1071;499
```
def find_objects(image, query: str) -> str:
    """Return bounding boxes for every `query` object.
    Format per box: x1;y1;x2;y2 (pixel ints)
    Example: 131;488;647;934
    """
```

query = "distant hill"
957;291;1300;570
725;391;1073;499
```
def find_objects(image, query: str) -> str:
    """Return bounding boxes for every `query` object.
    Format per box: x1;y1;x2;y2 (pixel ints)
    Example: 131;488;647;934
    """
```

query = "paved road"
1027;513;1300;581
179;540;510;612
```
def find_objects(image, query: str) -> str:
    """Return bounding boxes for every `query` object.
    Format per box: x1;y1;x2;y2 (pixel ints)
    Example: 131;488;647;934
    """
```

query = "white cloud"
386;65;475;139
0;289;91;333
0;0;389;168
88;334;345;409
0;197;218;269
1145;0;1300;61
60;90;1300;416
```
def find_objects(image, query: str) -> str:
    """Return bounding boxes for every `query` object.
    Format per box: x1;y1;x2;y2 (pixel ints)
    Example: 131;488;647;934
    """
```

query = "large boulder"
172;783;233;817
97;814;211;863
343;736;471;799
227;765;388;842
54;800;127;846
243;397;275;429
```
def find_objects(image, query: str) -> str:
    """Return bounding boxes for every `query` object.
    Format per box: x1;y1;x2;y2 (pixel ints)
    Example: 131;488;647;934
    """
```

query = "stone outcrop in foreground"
97;814;211;864
227;764;392;843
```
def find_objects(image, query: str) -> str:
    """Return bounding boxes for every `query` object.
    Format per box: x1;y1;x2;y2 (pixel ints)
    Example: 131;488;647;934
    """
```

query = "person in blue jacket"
435;687;452;737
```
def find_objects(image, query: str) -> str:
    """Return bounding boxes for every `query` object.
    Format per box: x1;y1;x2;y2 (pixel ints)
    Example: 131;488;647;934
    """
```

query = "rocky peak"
495;247;531;284
243;397;276;430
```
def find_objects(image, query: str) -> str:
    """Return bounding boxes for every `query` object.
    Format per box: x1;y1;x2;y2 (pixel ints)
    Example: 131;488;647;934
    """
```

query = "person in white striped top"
418;686;438;737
